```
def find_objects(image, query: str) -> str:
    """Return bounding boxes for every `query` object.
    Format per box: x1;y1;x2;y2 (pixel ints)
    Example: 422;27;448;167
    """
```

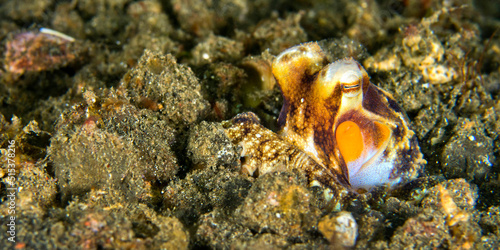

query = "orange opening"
336;121;364;163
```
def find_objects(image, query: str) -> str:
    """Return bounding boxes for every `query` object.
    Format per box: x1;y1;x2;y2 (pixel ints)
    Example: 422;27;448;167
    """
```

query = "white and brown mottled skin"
224;112;348;194
225;42;425;191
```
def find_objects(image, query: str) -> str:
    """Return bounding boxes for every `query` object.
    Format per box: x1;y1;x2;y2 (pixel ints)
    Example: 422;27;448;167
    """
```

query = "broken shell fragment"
4;28;84;75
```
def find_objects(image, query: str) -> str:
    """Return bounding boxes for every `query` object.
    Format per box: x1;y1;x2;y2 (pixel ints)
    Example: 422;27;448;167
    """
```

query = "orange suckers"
336;121;364;164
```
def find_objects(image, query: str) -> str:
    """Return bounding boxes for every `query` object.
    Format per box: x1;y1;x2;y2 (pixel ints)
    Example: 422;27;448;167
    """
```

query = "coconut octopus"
224;42;425;192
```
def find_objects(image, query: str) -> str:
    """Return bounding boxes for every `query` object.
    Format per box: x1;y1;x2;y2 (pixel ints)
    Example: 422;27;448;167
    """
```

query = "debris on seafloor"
186;121;240;169
190;34;244;66
238;52;276;109
318;211;358;247
4;28;85;75
251;13;308;54
119;50;209;127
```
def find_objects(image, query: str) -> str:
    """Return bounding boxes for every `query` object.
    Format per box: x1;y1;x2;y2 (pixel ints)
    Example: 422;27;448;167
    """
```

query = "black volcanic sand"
0;0;499;249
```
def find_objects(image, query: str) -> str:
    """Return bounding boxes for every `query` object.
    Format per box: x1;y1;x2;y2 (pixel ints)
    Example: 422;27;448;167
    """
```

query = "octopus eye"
339;70;362;97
